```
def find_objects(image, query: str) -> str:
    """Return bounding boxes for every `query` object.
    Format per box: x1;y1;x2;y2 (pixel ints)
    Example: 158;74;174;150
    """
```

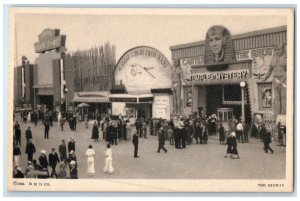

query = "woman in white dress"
85;145;95;176
27;112;31;123
57;112;62;126
103;144;114;174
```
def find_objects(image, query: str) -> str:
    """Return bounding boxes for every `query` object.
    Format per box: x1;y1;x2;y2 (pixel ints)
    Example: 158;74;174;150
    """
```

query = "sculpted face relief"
207;26;227;62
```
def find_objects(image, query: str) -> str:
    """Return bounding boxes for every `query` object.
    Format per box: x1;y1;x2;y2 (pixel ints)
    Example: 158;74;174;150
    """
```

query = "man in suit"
44;121;50;139
68;137;76;153
38;150;48;169
49;148;60;178
25;140;35;162
157;128;168;153
14;121;21;146
59;139;67;163
25;127;32;144
132;129;139;158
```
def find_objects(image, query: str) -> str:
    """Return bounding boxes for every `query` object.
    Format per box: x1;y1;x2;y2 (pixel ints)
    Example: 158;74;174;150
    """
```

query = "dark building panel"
52;59;61;107
63;54;75;107
24;64;34;106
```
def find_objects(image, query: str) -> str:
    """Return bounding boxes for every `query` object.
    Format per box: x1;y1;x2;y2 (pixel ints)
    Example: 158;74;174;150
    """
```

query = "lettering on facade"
74;76;110;91
191;69;248;83
235;47;274;80
119;47;169;70
34;29;66;53
109;97;137;102
153;95;170;120
180;56;204;83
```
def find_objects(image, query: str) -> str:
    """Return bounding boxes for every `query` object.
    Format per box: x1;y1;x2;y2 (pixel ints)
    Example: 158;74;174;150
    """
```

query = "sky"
13;9;288;66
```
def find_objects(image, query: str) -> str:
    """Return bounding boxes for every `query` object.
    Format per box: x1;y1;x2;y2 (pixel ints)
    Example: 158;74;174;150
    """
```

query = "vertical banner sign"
21;67;25;100
60;59;65;100
153;95;170;120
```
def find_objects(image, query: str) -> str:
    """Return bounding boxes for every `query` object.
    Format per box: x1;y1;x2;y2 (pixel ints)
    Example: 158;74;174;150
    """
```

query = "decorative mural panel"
235;46;274;80
180;56;204;84
258;83;273;110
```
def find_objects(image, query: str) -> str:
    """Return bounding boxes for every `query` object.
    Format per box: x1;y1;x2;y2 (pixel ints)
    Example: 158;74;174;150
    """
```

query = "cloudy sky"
13;8;288;66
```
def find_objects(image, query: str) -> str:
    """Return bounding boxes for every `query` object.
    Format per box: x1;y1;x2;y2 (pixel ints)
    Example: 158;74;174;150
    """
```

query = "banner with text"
153;95;170;120
191;69;249;83
235;46;274;80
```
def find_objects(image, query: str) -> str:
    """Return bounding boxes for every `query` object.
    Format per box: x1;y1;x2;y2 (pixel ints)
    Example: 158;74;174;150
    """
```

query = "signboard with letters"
34;29;66;53
235;47;274;80
152;95;170;120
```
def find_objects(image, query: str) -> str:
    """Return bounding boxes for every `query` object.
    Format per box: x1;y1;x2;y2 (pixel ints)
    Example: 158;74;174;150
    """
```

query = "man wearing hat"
25;140;36;162
38;150;48;169
69;160;78;179
68;138;76;153
132;129;139;158
49;148;60;178
59;139;67;163
14;121;21;146
14;167;24;178
57;162;67;179
25;126;32;144
157;128;168;153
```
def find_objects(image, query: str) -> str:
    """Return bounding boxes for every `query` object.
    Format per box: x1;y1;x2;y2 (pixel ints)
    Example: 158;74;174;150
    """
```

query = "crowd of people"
12;108;277;179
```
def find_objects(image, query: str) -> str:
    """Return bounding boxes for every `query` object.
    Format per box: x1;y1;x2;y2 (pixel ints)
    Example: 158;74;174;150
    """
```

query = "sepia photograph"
6;7;294;192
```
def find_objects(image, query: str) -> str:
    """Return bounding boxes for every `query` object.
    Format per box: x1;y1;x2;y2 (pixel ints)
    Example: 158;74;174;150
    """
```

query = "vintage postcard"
7;7;294;192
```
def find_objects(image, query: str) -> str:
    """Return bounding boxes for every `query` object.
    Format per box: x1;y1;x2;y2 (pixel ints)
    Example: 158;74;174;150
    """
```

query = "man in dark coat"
96;113;101;127
69;160;78;179
68;138;76;153
157;128;168;153
14;167;24;178
14;121;21;146
194;122;202;144
25;127;32;144
219;123;226;145
91;121;99;142
72;115;77;131
59;139;67;163
38;150;48;169
132;129;139;158
113;125;118;145
260;124;274;154
106;123;114;145
49;148;60;178
25;140;35;161
44;122;50;139
32;111;38;126
185;121;193;145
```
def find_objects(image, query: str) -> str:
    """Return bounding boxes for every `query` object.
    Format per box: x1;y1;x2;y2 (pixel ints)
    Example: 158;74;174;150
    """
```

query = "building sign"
109;97;137;102
34;29;66;53
180;56;204;84
191;69;249;83
235;47;274;80
153;95;170;120
139;97;154;102
115;46;172;94
74;76;110;88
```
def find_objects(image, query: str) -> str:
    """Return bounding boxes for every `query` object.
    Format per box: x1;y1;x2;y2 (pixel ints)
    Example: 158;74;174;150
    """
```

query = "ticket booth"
217;108;234;131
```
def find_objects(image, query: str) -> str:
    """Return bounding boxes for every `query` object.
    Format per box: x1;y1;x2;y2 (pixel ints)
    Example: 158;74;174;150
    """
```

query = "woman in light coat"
85;145;95;176
57;112;62;126
103;144;114;174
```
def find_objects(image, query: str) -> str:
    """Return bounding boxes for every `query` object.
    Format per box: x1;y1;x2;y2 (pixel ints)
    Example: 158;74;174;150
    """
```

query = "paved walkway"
14;117;286;179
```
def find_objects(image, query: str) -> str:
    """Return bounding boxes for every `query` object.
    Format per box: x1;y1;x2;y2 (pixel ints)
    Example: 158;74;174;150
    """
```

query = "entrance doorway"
39;95;54;111
206;84;251;124
126;103;152;119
